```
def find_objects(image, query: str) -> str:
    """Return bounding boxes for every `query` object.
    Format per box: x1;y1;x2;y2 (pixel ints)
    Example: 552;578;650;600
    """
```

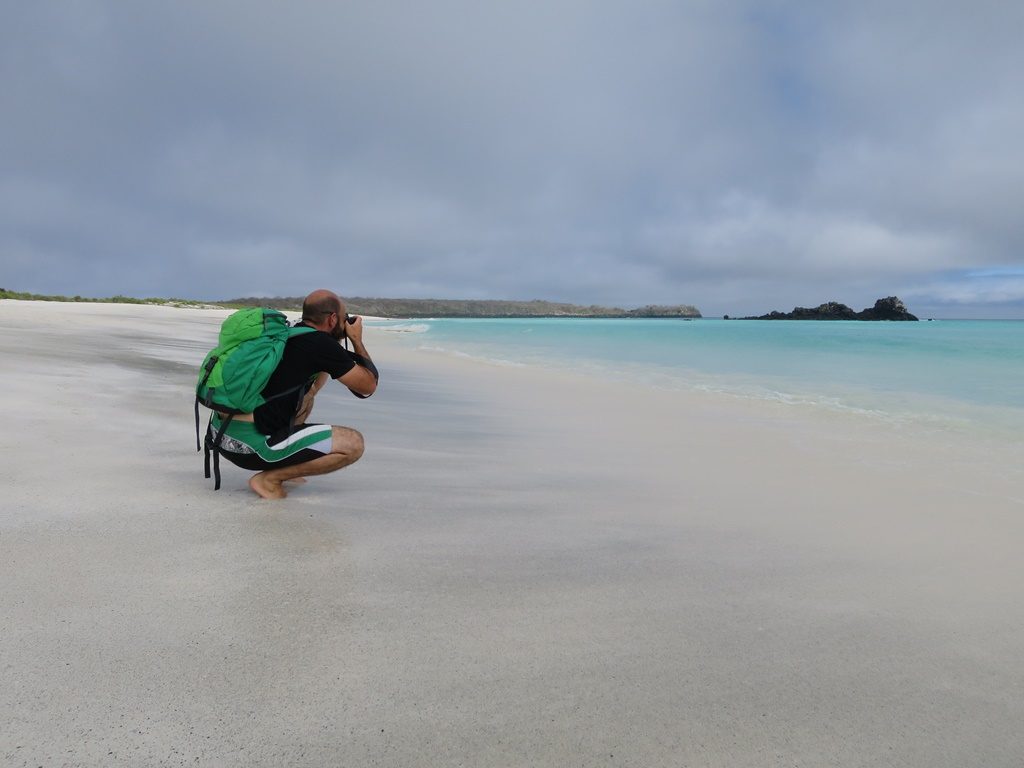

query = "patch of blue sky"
964;267;1024;278
904;268;1024;316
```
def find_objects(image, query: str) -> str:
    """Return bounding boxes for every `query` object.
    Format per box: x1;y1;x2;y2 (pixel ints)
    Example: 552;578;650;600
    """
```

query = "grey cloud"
2;1;1023;316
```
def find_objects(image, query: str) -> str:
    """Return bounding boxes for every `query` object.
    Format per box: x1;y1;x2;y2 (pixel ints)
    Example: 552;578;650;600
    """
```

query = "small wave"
416;344;526;367
377;322;430;334
672;377;988;432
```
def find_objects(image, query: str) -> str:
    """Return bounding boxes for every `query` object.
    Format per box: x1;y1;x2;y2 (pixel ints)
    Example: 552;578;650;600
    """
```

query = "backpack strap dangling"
204;413;234;491
195;398;202;453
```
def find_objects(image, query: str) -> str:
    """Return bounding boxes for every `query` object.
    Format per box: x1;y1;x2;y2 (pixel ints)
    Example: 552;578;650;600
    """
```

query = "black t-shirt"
253;323;356;434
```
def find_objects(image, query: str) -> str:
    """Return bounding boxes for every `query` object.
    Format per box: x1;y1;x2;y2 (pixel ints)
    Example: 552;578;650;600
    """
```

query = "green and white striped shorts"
210;416;333;471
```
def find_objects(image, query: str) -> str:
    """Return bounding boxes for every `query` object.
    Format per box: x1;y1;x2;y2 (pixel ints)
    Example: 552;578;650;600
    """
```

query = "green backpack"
195;307;315;489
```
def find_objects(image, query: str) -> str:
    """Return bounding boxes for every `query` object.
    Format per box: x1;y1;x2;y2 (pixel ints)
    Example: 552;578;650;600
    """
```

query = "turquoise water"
376;318;1024;435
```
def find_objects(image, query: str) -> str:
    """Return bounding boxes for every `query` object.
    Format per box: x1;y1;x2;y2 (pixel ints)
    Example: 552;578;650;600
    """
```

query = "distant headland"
226;296;703;319
734;296;919;321
0;289;701;319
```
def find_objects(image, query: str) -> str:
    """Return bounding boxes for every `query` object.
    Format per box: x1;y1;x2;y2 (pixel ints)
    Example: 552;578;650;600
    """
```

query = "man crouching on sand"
211;289;378;499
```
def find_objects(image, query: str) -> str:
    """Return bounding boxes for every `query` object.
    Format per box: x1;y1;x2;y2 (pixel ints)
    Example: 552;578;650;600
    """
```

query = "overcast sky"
2;1;1022;317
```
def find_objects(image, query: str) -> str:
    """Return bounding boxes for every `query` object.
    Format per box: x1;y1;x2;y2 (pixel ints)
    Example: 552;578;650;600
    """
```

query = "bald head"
302;290;344;325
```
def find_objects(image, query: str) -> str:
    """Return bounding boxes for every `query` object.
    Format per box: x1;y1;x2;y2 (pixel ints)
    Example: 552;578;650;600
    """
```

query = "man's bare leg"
249;426;364;500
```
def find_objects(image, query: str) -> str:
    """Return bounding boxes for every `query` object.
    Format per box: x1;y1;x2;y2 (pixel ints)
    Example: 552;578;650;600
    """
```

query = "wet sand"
1;299;1022;767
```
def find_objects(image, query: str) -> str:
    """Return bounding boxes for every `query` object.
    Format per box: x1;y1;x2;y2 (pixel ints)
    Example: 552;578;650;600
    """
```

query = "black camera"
346;314;357;325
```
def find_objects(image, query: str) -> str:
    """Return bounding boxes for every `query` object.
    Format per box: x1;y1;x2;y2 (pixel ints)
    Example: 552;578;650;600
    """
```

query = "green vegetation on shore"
1;289;701;318
0;288;208;307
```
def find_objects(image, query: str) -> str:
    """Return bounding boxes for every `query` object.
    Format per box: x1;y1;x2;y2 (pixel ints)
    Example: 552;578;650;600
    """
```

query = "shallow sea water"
374;317;1024;440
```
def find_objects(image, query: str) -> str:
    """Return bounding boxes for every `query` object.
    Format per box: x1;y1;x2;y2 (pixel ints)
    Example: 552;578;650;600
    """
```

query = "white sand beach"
2;300;1022;767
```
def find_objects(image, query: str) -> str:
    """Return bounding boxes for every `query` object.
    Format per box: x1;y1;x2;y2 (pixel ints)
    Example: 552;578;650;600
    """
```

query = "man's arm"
338;316;378;397
295;372;330;423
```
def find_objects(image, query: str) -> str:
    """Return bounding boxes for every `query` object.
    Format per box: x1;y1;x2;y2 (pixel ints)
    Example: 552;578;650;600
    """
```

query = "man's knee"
332;426;364;461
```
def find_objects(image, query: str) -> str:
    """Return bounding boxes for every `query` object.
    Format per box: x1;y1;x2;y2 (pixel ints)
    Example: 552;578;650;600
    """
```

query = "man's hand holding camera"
339;313;378;398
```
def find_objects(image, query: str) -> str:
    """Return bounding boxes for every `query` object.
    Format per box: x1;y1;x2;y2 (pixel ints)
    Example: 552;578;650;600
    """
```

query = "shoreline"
2;300;1022;765
372;316;1024;451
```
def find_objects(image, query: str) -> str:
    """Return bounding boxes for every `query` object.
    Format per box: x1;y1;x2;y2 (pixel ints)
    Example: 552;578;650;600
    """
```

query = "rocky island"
741;296;918;321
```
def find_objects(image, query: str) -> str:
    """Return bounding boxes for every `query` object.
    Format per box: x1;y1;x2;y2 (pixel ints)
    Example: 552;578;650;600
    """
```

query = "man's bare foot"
249;473;287;500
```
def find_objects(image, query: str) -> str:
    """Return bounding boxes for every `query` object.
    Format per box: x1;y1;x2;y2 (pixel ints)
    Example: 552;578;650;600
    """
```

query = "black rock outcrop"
743;296;918;321
856;296;919;321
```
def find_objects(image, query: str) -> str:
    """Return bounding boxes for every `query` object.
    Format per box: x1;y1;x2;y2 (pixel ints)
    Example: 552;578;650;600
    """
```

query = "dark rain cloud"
2;1;1023;316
